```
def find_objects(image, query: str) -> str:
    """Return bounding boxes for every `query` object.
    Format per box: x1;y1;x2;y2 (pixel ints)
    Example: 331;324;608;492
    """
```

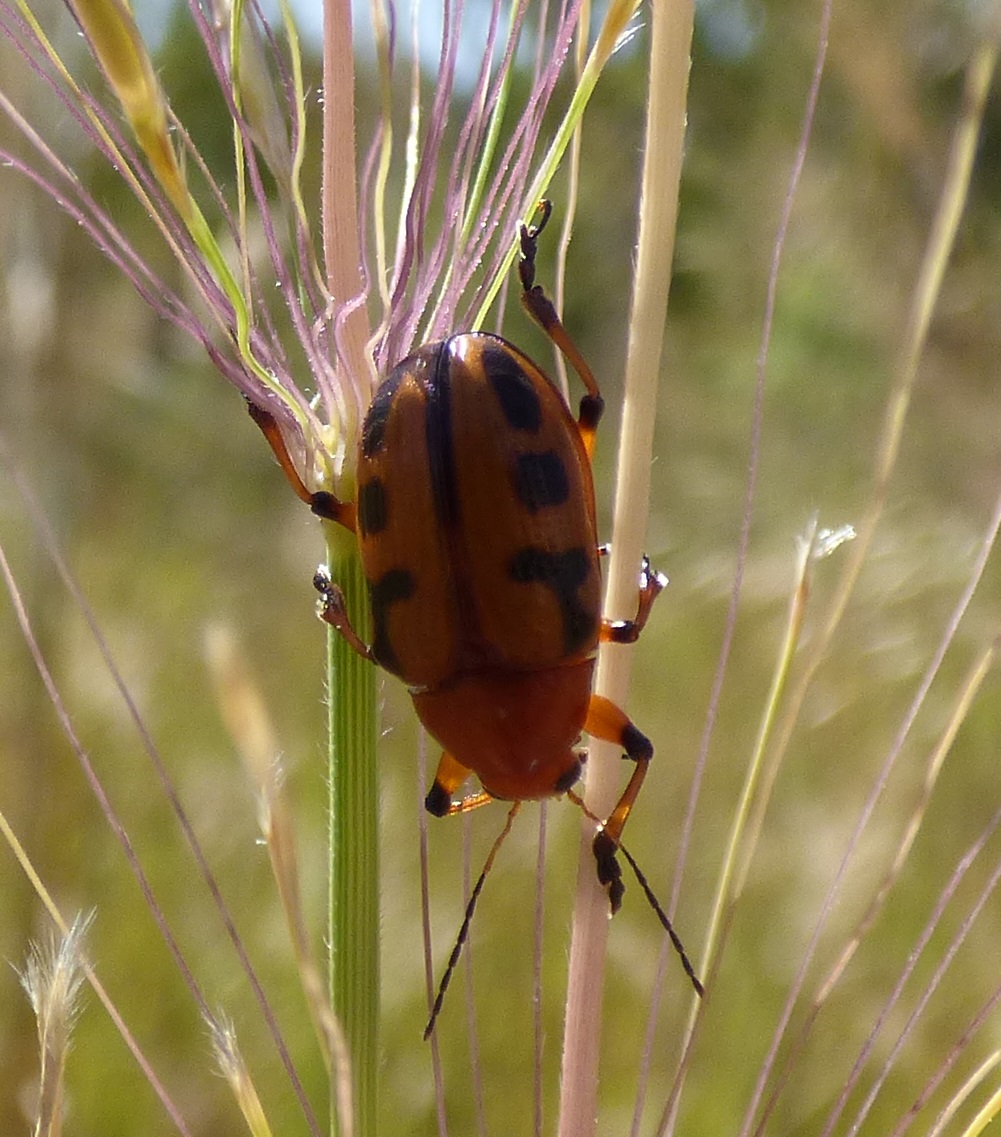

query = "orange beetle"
250;201;665;914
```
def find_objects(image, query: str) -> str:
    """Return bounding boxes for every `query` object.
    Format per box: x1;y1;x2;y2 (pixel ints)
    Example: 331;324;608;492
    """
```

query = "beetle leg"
247;400;357;530
313;567;375;662
600;556;669;645
517;202;604;460
583;694;654;913
425;752;494;817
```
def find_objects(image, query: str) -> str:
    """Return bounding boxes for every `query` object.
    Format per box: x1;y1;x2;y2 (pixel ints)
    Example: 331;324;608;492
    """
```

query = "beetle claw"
638;554;669;596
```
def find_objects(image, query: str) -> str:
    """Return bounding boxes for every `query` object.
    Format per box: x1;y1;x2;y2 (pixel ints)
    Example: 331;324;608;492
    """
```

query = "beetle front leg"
600;556;668;645
247;401;357;530
518;202;604;460
583;695;654;913
313;566;375;662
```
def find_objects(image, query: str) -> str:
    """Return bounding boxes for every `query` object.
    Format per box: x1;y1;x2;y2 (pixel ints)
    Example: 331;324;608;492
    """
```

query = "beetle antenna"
424;802;521;1040
566;788;704;998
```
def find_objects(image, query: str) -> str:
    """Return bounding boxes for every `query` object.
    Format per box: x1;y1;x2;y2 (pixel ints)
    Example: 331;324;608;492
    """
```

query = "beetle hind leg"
425;752;494;817
583;694;654;913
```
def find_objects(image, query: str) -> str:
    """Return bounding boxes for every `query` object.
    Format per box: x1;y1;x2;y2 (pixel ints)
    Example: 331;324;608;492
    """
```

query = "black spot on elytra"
509;546;596;654
424;343;459;530
357;478;387;536
514;450;570;511
369;568;416;673
486;347;542;432
363;368;409;457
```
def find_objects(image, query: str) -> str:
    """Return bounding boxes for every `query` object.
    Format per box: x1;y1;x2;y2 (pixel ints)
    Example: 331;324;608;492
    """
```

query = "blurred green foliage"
2;1;1001;1134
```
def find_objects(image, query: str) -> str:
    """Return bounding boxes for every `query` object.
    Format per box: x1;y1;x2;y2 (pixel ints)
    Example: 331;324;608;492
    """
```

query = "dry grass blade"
927;1052;1001;1137
815;638;999;1007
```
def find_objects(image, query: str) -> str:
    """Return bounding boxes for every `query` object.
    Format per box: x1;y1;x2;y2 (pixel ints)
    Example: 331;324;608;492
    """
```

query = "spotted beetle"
251;200;680;951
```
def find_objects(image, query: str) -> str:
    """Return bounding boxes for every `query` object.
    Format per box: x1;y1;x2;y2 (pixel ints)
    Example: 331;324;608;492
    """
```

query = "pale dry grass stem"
559;4;694;1135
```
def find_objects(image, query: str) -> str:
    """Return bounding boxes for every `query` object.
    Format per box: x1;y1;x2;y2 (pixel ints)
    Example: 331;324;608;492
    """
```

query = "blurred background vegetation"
2;0;1001;1133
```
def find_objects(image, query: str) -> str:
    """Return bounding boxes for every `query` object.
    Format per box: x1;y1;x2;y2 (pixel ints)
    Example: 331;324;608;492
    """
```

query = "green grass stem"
324;542;377;1137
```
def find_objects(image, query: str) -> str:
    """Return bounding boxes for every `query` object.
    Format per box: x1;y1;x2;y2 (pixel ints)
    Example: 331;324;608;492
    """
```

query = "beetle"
249;201;688;966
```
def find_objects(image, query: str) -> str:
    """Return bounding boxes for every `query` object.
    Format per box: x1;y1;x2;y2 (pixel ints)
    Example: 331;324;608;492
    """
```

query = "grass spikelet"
64;0;190;218
19;913;92;1137
209;1015;275;1137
